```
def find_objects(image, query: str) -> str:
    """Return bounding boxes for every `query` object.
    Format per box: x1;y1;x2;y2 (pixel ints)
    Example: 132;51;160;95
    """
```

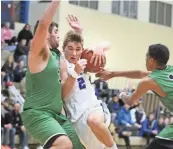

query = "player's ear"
150;58;154;64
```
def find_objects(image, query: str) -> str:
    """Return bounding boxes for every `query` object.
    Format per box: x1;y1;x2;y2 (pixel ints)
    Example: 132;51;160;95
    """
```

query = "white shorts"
72;102;111;149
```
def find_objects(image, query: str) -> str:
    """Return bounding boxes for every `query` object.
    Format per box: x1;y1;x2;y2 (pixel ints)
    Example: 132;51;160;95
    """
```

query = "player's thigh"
61;118;85;149
21;110;66;145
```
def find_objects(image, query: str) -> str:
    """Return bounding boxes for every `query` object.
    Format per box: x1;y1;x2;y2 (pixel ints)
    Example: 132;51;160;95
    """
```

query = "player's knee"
87;115;101;128
52;135;73;149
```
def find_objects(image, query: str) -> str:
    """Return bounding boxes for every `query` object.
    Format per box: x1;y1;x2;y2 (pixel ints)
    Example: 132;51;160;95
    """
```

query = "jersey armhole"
27;51;51;75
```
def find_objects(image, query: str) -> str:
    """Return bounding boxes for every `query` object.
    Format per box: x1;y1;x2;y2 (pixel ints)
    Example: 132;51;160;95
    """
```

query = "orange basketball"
81;49;106;73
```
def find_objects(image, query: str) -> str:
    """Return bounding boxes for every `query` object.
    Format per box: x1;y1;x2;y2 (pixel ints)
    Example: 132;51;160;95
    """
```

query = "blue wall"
1;1;13;25
1;1;30;25
20;1;30;24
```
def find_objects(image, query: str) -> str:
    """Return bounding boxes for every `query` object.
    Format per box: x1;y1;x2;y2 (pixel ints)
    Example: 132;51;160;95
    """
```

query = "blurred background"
1;1;173;149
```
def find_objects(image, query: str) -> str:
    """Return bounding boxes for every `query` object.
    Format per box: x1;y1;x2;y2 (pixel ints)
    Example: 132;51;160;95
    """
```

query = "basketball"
81;49;106;73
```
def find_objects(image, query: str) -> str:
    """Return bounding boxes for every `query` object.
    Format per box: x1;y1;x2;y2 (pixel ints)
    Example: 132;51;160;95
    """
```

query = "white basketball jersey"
64;58;100;122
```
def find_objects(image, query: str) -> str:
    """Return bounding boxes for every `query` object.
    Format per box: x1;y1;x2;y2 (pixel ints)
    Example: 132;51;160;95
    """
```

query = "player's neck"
47;43;52;50
155;65;167;70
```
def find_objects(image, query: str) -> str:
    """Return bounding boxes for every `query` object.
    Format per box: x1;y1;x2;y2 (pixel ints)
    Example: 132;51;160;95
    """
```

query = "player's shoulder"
138;77;156;90
167;65;173;71
167;65;173;68
141;76;152;83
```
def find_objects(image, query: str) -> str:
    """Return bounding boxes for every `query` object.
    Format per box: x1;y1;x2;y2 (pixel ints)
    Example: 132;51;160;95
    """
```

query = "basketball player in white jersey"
60;30;118;149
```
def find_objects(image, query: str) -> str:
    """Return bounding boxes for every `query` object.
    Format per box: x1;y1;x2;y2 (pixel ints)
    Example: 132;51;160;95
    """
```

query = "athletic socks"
107;144;118;149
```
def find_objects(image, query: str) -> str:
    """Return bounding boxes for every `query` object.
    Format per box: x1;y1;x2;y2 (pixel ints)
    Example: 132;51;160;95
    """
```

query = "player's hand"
66;14;83;33
88;41;110;66
88;48;105;66
95;69;113;81
74;59;87;74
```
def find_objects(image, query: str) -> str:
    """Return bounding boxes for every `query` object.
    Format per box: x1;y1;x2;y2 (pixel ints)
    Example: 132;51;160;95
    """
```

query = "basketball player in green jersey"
21;1;85;149
96;44;173;149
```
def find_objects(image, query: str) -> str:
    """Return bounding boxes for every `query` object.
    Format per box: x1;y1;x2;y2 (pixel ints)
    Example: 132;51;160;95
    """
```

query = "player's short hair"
33;20;58;35
63;30;83;48
148;44;169;66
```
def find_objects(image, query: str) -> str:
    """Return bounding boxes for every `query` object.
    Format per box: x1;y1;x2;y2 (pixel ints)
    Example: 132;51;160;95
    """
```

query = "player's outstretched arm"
119;78;152;106
96;70;151;81
30;0;60;56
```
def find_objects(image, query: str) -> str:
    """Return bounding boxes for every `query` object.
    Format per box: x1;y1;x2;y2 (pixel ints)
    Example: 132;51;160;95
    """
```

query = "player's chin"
53;42;59;49
69;58;77;64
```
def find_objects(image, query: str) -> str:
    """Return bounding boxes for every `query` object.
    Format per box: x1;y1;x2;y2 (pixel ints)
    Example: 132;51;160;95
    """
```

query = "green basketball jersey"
24;51;63;114
149;65;173;140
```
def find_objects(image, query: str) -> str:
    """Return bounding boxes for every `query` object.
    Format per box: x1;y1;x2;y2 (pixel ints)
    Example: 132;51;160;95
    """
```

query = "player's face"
145;52;155;71
63;41;83;64
49;26;59;49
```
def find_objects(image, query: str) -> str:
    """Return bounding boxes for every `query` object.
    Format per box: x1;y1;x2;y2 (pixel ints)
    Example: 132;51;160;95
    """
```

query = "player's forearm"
62;76;76;101
111;70;150;79
40;1;59;25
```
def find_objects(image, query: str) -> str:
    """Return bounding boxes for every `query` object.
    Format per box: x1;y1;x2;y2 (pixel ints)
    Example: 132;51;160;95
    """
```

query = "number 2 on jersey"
77;77;86;90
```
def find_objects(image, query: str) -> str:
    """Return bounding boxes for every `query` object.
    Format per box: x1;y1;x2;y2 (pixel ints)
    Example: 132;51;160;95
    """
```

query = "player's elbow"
139;71;146;78
33;20;48;41
37;19;49;29
61;88;70;102
33;20;48;40
62;92;67;102
139;71;150;78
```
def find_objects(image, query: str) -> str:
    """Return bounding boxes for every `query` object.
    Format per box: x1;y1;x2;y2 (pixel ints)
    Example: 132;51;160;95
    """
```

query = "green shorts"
21;109;84;149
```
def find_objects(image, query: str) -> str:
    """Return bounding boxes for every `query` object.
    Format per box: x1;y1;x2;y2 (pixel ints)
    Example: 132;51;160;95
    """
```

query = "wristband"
67;66;78;79
119;92;129;105
65;58;78;79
